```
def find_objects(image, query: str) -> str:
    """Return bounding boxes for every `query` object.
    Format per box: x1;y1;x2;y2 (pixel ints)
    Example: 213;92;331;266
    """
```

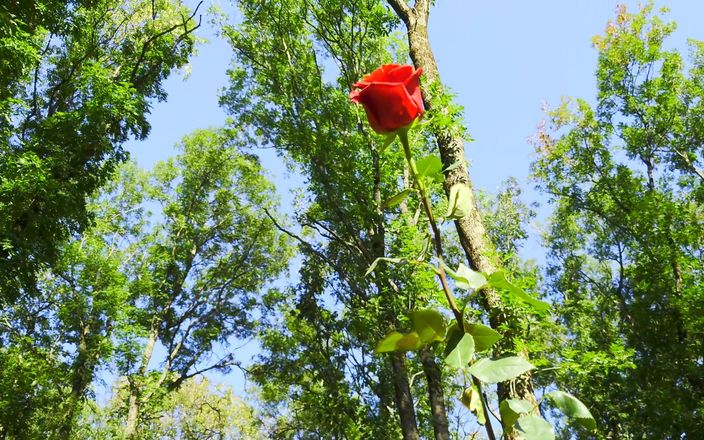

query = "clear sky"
127;0;704;254
123;0;704;400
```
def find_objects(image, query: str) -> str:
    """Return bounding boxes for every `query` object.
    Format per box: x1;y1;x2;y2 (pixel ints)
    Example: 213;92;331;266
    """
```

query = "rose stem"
399;129;497;440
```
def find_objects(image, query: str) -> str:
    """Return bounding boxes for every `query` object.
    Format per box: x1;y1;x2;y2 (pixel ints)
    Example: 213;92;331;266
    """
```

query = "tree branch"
412;0;430;20
386;0;412;24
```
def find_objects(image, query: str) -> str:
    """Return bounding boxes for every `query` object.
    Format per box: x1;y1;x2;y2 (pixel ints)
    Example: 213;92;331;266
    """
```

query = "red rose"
349;64;424;134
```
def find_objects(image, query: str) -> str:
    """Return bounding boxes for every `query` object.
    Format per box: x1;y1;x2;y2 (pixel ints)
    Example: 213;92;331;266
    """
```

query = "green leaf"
506;398;534;414
383;189;414;209
545;391;597;431
441;262;487;291
375;332;403;353
465;322;502;352
411;309;446;343
442;323;463;358
416;155;443;178
515;415;555;440
396;332;422;351
365;257;402;277
443;159;466;173
499;399;534;432
455;263;488;290
460;385;486;425
444;183;472;219
380;133;397;153
468;356;535;383
487;271;550;312
444;333;474;370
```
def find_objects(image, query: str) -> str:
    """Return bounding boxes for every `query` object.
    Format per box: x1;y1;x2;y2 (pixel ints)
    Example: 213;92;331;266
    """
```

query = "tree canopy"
0;1;702;439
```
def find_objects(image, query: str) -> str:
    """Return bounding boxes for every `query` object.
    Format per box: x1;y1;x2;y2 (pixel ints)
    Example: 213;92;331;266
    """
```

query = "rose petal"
403;67;424;115
363;64;403;82
349;88;363;103
383;65;415;83
355;82;421;133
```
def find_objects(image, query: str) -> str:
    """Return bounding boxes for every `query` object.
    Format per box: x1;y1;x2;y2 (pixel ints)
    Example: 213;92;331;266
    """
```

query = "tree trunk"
391;352;421;440
124;322;159;439
371;140;422;440
59;322;94;439
387;0;539;434
420;347;450;440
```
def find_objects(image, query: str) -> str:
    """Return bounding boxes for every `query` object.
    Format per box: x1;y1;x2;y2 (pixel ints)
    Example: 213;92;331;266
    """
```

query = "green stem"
398;129;462;325
398;129;496;440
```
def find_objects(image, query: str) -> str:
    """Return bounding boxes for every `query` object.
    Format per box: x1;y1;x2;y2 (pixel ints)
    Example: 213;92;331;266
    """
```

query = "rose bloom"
349;64;424;134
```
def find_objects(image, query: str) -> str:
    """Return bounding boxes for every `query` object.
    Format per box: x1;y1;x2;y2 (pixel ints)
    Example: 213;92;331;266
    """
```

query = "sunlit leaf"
416;155;443;178
460;385;486;425
396;332;422;351
365;257;403;277
515;415;555;440
382;189;414;209
444;333;474;370
465;322;502;352
445;184;472;219
545;391;597;431
468;356;535;383
487;271;550;312
442;262;487;291
411;309;446;343
456;263;487;290
500;399;534;431
375;332;403;353
443;323;463;358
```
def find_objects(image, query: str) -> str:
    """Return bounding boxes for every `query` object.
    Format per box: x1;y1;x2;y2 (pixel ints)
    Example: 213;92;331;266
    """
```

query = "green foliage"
533;3;704;437
460;385;486;425
383;188;415;209
444;183;473;219
544;391;596;431
0;0;200;298
443;262;487;291
376;331;405;353
0;127;290;438
411;309;446;343
464;322;502;352
499;399;533;433
468;357;535;384
81;377;267;440
415;154;444;182
220;0;444;437
515;415;555;440
487;271;550;313
115;128;291;436
443;333;474;370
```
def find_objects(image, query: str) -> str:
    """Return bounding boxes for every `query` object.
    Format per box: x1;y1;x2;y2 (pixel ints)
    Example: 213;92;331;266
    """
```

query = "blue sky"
127;0;704;256
123;0;704;408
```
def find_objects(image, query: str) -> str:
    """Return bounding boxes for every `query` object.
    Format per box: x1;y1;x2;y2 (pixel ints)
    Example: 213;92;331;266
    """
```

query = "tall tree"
533;4;704;438
221;0;454;437
115;128;291;438
0;162;147;439
80;377;268;440
0;127;290;439
385;2;541;430
0;0;200;298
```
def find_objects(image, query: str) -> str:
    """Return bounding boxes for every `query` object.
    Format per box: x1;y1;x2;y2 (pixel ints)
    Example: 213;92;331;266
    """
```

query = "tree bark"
124;321;159;439
387;0;539;433
390;352;421;440
59;322;95;439
420;347;450;440
371;140;422;440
